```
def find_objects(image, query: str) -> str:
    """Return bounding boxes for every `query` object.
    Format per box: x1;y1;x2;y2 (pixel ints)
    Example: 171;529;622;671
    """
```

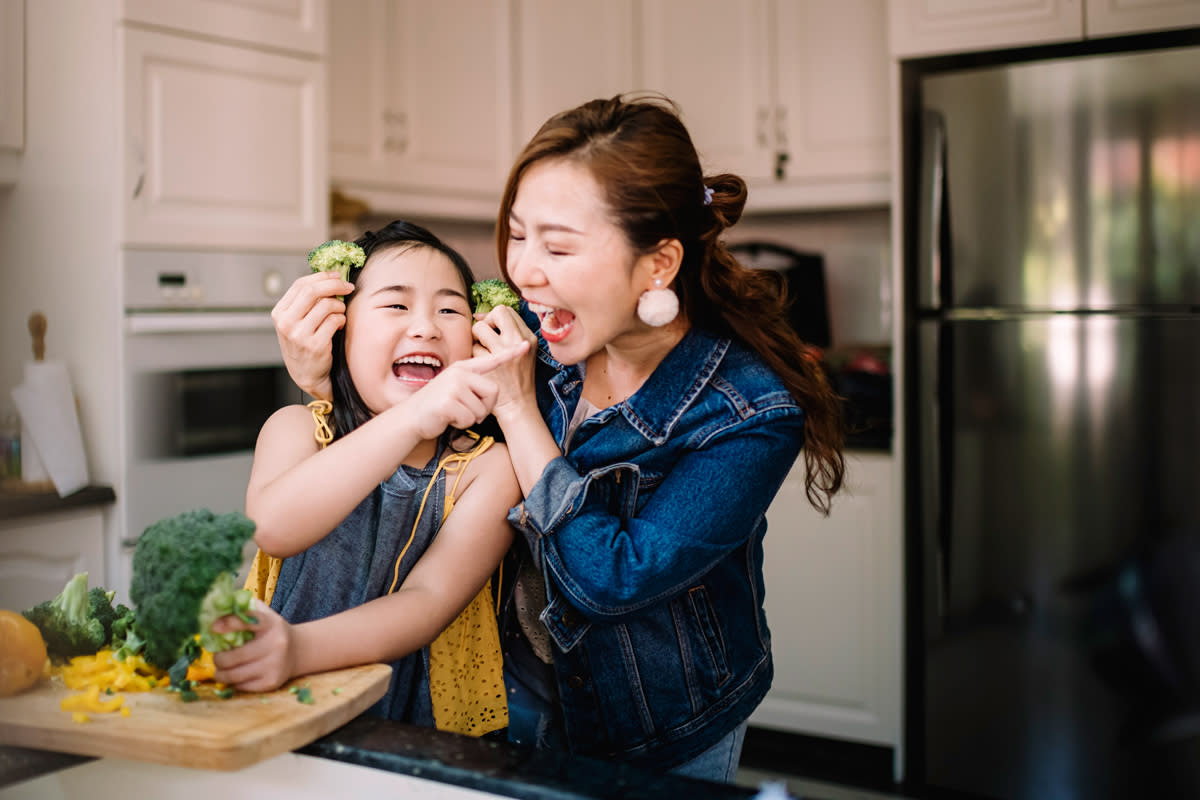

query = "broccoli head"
307;239;366;283
130;509;258;670
22;572;115;659
471;279;520;315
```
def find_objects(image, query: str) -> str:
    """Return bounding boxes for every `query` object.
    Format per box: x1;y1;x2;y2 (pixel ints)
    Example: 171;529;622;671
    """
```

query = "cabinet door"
889;0;1083;58
752;452;901;748
328;0;387;184
639;0;773;178
121;27;327;251
514;0;636;148
383;0;513;196
120;0;326;56
1086;0;1200;37
0;510;106;612
769;0;889;208
0;0;23;161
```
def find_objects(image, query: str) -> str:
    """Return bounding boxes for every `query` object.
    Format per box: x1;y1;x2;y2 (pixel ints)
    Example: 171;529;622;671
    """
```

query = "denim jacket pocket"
541;595;591;653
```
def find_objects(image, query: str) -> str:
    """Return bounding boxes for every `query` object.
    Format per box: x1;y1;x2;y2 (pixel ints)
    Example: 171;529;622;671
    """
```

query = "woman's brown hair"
496;94;844;513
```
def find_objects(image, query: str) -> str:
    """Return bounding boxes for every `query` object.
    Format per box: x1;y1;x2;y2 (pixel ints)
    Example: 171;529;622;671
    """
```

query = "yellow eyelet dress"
243;400;507;736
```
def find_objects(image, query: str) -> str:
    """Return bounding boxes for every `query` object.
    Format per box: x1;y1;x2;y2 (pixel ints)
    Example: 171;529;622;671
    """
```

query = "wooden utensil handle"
28;312;46;361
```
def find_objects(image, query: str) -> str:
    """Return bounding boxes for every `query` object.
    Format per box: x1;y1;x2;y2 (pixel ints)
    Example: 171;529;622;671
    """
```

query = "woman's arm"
518;415;804;619
471;306;562;496
214;445;519;691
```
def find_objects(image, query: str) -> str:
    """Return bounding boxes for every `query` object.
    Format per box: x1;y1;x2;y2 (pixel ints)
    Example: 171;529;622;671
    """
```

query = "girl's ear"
640;238;684;288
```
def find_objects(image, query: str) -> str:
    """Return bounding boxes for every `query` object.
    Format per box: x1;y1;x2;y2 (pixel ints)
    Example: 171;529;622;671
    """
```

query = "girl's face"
505;158;657;365
343;245;474;416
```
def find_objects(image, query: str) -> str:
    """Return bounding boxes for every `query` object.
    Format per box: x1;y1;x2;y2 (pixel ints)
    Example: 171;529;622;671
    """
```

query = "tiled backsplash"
356;207;892;348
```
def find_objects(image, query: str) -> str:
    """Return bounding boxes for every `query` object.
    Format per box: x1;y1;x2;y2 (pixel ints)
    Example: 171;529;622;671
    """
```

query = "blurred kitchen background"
2;2;1199;799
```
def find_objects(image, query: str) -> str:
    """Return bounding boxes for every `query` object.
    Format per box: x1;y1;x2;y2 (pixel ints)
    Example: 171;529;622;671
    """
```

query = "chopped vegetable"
21;573;122;660
129;509;257;671
295;687;314;705
470;279;520;314
308;239;365;298
60;684;125;714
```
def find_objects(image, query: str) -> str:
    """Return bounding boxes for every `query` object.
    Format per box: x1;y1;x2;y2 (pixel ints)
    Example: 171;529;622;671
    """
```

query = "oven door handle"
125;312;276;335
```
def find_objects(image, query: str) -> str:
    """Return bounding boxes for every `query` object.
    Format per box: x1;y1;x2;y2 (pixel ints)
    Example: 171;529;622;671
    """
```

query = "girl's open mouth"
527;302;575;343
392;354;442;383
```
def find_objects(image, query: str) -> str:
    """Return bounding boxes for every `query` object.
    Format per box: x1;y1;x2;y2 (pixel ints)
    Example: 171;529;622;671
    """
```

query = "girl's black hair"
327;220;480;441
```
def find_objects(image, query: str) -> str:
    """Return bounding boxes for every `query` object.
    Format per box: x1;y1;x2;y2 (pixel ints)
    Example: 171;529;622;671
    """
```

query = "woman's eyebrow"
510;211;583;236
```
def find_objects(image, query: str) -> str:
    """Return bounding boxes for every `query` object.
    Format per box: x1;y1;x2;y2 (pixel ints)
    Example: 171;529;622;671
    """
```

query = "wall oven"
118;250;309;594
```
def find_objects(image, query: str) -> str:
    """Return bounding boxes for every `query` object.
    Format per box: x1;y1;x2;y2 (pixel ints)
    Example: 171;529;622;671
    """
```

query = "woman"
272;94;845;782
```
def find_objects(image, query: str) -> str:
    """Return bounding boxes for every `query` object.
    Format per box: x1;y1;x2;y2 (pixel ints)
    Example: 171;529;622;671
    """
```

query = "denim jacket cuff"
507;455;585;544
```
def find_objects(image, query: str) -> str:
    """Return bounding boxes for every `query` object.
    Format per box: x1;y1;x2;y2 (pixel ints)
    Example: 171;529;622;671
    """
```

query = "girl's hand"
210;599;297;693
401;340;530;439
272;272;355;402
472;306;539;422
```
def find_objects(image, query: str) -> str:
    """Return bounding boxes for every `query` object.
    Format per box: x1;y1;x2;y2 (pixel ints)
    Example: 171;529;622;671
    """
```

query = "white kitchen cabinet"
514;0;636;147
119;0;326;56
890;0;1200;59
639;0;890;211
751;451;902;750
0;508;106;612
120;25;327;251
889;0;1081;58
328;0;513;220
1086;0;1200;37
0;0;23;184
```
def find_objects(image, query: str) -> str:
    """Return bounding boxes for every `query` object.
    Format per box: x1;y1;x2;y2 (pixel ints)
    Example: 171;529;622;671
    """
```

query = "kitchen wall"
355;206;892;349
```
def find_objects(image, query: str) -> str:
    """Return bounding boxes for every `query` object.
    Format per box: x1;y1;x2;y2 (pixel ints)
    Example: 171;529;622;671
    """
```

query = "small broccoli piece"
129;509;258;670
22;572;113;659
307;239;365;284
471;279;520;315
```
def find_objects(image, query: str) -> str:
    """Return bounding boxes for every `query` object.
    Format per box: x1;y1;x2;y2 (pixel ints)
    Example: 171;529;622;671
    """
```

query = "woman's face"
505;158;655;365
343;245;474;416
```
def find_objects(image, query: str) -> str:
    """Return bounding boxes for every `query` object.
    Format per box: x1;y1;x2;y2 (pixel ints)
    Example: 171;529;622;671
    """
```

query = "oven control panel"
123;250;311;311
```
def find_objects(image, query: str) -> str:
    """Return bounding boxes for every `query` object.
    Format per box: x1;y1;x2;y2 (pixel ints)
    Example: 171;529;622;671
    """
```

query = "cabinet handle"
775;106;788;149
129;138;145;199
756;106;769;147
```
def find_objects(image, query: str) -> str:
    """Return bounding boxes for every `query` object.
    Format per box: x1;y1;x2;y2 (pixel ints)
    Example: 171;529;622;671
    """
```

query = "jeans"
668;721;748;783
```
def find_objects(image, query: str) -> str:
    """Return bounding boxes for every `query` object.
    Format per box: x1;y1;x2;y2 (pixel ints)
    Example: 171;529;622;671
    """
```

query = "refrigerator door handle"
918;110;950;310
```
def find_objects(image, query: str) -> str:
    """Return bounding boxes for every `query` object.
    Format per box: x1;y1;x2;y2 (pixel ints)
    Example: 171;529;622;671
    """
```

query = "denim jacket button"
562;610;577;627
567;675;584;689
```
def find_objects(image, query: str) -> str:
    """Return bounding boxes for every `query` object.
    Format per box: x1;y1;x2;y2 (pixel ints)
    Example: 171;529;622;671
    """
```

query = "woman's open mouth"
527;301;575;343
392;354;442;384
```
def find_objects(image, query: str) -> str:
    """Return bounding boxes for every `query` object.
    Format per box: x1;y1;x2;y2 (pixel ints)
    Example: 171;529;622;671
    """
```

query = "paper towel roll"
11;360;90;497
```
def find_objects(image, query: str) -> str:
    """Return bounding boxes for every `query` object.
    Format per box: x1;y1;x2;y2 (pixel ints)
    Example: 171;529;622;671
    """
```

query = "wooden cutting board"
0;663;391;771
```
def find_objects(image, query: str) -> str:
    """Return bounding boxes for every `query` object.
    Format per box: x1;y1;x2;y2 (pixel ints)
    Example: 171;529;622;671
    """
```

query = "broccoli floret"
129;509;258;670
471;279;520;314
307;239;365;283
22;572;112;659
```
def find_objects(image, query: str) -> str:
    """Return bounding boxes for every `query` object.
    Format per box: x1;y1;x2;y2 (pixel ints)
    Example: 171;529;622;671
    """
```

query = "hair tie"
703;185;714;206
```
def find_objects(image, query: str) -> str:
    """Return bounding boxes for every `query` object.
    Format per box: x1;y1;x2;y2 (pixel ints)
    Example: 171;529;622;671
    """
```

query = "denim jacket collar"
541;326;729;447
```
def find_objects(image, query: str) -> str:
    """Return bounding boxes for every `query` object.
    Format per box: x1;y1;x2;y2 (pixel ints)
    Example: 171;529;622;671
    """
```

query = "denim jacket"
505;321;806;770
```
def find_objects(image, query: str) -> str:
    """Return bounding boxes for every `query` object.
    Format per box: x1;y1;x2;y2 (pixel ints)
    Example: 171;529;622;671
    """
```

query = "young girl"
211;220;526;734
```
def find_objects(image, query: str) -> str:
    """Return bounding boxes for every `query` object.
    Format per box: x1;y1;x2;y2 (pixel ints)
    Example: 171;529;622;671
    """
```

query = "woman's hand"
472;306;539;424
272;272;354;402
210;599;297;693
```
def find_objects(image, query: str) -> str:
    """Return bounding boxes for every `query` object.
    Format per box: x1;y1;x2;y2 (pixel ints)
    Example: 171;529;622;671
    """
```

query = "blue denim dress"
269;443;449;725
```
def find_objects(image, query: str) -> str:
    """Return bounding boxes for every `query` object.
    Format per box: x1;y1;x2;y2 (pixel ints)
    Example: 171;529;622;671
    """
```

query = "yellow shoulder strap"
387;432;495;595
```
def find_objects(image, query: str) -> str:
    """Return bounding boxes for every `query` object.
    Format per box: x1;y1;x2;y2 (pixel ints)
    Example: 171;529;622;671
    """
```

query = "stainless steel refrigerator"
907;41;1200;800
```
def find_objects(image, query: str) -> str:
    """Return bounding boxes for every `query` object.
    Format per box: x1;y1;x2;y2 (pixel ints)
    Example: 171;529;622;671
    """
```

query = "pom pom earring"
637;279;679;327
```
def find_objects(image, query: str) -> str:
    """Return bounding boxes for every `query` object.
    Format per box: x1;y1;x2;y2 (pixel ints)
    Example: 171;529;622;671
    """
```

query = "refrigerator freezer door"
921;45;1200;311
918;313;1200;799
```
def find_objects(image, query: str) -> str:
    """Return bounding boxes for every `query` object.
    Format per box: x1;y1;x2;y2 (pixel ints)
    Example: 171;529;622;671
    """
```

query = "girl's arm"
213;445;520;691
248;345;527;557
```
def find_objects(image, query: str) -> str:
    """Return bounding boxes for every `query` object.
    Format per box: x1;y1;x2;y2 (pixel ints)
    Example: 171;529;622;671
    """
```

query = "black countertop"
0;716;760;799
0;484;115;522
